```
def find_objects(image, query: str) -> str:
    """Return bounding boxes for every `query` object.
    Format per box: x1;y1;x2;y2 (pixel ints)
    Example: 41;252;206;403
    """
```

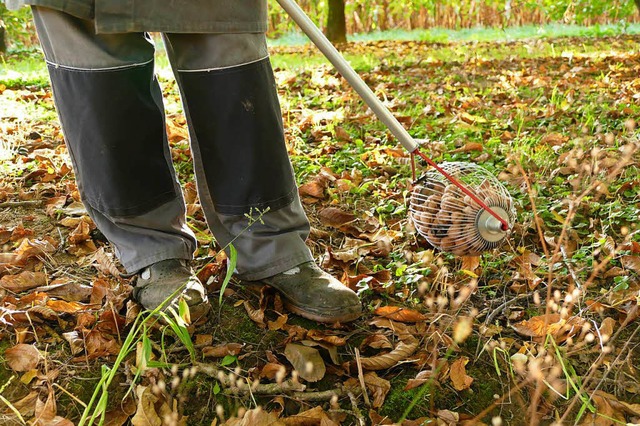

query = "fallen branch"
195;362;362;401
0;200;42;208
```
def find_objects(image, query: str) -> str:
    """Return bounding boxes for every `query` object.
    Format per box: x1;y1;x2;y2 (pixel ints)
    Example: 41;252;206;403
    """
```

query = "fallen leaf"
202;343;244;358
62;331;84;355
282;405;338;425
598;317;616;343
357;338;419;370
360;333;393;350
11;391;39;417
44;196;67;217
306;329;348;346
511;314;585;343
621;255;640;274
46;299;90;314
5;344;41;371
374;306;429;322
243;300;266;328
451;142;483;153
284;343;326;382
267;313;288;331
318;207;356;228
460;255;481;272
260;362;286;380
130;385;162;426
32;278;93;302
450;357;473;391
68;221;92;244
364;371;391;409
0;271;47;292
222;407;283;426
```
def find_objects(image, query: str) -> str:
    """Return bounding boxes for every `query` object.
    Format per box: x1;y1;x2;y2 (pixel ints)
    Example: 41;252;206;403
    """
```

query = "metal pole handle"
276;0;419;153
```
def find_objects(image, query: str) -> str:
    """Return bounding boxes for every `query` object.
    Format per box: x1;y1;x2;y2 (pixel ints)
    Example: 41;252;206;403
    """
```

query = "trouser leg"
31;7;196;272
163;33;313;280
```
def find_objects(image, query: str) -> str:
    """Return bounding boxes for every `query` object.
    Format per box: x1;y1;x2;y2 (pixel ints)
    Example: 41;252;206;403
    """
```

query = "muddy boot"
253;262;362;323
133;259;210;321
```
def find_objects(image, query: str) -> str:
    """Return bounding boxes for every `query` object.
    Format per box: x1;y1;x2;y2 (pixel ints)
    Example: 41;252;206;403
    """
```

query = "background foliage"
267;0;640;36
1;0;639;51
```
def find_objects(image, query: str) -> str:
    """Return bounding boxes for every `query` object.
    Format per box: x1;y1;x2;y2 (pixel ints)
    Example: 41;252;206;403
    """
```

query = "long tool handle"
277;0;509;231
276;0;419;153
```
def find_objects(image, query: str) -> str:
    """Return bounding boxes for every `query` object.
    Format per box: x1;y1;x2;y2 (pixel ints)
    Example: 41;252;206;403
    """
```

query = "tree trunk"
636;0;640;13
0;21;6;55
326;0;346;44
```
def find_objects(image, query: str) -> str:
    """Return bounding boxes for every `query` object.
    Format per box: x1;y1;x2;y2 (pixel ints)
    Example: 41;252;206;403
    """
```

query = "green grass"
3;22;640;84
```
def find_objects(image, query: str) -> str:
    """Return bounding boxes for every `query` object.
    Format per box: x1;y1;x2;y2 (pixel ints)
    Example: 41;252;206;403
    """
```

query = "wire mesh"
409;162;515;256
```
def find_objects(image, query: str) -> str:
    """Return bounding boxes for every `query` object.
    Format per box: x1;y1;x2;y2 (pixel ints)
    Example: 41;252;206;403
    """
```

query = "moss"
379;370;432;421
56;363;130;422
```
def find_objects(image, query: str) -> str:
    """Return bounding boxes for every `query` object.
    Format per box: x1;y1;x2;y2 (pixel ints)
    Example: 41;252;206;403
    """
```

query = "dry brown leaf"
243;300;266;328
75;329;121;361
260;362;286;380
62;331;84;355
195;334;213;346
579;392;625;426
298;179;327;199
130;385;162;426
223;407;283;426
267;313;288;331
511;314;586;343
364;371;391;409
306;329;348;346
0;271;47;293
284;343;326;382
33;278;93;302
540;132;569;146
437;409;460;426
599;317;617;343
373;306;428;322
318;207;356;228
621;255;640;274
202;343;244;358
67;239;98;256
93;247;121;277
358;338;419;370
15;238;56;262
5;344;41;371
44;196;67;217
282;405;338;426
460;255;481;272
103;396;136;426
34;389;57;423
450;357;473;391
451;142;483;153
360;333;393;350
46;299;90;314
10;390;39;417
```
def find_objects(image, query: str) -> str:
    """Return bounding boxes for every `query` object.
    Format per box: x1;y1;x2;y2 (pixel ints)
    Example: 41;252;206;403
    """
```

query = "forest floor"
0;32;639;425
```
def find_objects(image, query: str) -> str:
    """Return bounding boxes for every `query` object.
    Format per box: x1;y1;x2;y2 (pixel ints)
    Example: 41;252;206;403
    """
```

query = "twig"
0;200;42;208
348;391;366;426
354;348;371;407
196;362;305;394
482;293;530;325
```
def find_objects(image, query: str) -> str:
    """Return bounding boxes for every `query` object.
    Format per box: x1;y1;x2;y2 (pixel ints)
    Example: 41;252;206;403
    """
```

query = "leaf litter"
0;34;639;424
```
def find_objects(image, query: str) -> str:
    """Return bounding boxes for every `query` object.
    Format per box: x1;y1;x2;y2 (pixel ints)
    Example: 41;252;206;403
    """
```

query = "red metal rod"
413;149;510;231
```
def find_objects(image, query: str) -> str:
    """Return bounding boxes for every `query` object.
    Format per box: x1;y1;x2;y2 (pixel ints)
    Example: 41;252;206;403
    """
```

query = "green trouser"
31;6;313;279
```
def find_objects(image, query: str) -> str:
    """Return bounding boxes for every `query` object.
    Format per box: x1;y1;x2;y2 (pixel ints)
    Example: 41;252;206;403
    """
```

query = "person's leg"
163;32;313;279
163;33;361;322
31;7;208;316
